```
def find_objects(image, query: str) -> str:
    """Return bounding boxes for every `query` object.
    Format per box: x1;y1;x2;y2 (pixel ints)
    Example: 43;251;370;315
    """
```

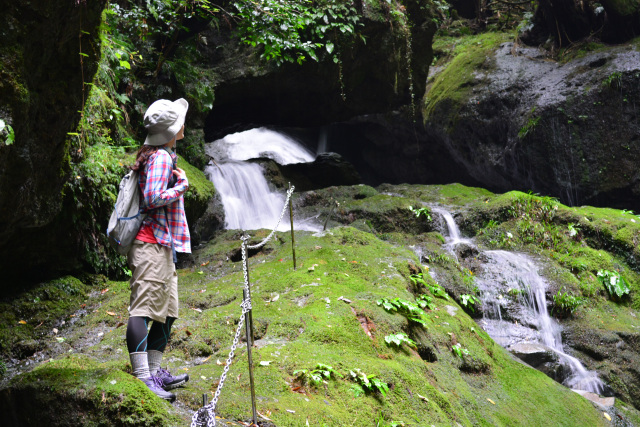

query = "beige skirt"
127;240;179;323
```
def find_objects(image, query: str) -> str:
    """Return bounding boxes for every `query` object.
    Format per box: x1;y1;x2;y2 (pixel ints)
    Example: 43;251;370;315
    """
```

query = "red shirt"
135;223;158;244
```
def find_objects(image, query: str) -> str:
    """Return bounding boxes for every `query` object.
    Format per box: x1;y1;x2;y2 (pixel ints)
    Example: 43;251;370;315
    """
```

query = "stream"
433;208;605;395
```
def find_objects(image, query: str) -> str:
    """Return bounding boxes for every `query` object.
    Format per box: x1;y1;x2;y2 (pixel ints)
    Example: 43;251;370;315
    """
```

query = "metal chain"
191;185;295;427
246;185;295;250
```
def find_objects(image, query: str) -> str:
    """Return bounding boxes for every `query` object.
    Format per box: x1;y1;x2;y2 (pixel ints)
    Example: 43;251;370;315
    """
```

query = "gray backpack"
106;170;146;255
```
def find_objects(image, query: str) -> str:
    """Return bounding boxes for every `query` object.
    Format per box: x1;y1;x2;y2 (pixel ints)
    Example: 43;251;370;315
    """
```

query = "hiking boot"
142;376;176;402
156;367;190;390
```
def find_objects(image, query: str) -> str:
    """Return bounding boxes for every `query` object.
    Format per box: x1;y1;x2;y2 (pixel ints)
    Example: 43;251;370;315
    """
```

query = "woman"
126;98;191;402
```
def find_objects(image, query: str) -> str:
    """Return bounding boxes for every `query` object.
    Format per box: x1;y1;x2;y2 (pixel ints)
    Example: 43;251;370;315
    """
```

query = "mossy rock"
423;32;512;126
0;355;183;426
0;276;94;360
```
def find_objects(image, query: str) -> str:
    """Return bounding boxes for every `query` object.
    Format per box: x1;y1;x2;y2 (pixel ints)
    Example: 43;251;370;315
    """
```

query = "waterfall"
432;207;604;394
206;127;315;164
204;128;320;231
432;207;472;247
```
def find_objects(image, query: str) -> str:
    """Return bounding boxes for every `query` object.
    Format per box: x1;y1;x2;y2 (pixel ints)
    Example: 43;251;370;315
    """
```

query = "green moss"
377;183;495;208
178;154;215;224
4;185;635;425
2;355;182;426
423;32;512;124
0;276;93;359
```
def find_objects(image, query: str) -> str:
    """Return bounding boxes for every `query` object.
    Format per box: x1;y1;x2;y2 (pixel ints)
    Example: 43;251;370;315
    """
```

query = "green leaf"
119;60;131;69
326;42;334;54
307;49;318;62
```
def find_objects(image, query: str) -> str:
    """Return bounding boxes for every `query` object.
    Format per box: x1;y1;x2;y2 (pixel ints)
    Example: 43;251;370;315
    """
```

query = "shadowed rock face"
0;0;107;281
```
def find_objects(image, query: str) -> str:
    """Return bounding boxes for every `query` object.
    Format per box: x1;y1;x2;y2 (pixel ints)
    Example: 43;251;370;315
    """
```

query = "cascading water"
476;250;604;393
431;207;472;257
433;208;604;394
204;128;320;231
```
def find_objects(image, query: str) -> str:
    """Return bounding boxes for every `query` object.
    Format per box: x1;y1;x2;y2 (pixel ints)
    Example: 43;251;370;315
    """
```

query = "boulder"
509;342;571;383
424;40;640;210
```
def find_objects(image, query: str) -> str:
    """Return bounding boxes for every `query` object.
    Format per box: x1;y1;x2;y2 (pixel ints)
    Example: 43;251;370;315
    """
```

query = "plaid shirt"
139;149;191;253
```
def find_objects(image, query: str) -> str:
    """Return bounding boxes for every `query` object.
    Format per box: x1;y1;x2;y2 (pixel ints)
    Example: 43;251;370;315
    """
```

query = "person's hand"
173;167;188;182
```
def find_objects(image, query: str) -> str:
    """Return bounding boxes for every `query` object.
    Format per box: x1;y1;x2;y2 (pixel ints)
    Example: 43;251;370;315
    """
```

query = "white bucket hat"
143;98;189;146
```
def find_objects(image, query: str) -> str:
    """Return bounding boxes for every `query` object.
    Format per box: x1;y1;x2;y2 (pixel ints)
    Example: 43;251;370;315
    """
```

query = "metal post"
323;199;338;231
242;239;258;426
288;182;297;270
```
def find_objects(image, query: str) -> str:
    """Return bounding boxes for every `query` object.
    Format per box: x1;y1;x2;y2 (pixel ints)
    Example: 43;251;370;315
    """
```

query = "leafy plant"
518;115;540;139
451;343;469;359
567;223;580;237
408;205;432;221
509;192;558;224
484;219;499;229
349;368;389;397
232;0;363;66
0;119;14;146
409;273;450;300
508;287;524;297
377;297;430;325
597;269;631;300
552;290;584;316
294;363;343;387
415;294;436;311
459;294;480;312
462;269;476;290
376;416;405;427
384;333;417;349
603;71;622;90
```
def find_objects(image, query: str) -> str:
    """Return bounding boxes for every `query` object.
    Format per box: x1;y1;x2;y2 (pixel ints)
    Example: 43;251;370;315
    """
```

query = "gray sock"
148;349;163;376
129;352;150;379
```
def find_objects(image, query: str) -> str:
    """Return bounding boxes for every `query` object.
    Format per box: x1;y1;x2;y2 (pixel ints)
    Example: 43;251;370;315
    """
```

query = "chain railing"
191;185;295;427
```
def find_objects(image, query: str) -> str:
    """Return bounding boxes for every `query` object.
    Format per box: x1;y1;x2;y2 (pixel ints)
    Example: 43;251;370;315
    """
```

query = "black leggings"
126;316;176;354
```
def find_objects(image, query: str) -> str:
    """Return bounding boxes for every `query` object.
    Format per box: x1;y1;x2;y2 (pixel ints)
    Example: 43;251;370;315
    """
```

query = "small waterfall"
204;128;320;231
432;207;472;247
432;207;604;394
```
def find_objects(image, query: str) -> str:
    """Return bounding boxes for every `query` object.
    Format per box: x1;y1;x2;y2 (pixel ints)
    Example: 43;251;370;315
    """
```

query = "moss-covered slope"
3;182;633;425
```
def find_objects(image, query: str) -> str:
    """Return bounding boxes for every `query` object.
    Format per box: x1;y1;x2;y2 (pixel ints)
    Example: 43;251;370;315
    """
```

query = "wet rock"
509;342;558;366
564;326;640;408
192;192;226;244
572;390;615;408
508;342;569;383
425;40;640;211
454;242;479;261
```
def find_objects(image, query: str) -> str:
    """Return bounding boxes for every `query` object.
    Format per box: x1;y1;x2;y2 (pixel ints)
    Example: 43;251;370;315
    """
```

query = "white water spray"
207;128;315;164
205;128;320;231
